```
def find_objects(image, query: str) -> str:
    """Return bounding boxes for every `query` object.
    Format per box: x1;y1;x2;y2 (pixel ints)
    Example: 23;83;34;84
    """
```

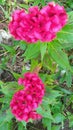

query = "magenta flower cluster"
9;2;67;43
10;72;45;122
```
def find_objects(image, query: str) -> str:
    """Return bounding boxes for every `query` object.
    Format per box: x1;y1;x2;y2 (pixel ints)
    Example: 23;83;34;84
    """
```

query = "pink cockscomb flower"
9;8;40;43
18;72;45;105
40;2;67;33
10;89;42;122
9;2;67;43
10;72;45;122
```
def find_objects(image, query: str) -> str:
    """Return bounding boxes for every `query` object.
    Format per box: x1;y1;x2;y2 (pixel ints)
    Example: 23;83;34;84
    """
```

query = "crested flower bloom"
9;7;40;43
10;72;45;122
18;72;45;105
9;2;68;43
10;90;42;122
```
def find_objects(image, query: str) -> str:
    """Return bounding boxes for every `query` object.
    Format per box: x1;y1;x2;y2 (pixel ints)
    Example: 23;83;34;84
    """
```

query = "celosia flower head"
9;2;68;43
18;72;45;104
10;90;42;122
10;72;45;122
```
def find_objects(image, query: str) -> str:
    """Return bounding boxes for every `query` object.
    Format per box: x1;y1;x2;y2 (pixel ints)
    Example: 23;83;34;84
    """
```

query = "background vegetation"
0;0;73;130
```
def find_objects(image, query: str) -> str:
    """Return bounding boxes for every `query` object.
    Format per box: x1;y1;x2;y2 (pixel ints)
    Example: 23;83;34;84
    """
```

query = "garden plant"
0;0;73;130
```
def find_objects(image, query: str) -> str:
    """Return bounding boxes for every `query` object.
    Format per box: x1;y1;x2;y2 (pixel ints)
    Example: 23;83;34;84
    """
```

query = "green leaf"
0;122;8;130
0;0;2;4
0;81;21;96
37;105;54;120
19;4;29;9
21;121;26;129
0;109;13;129
0;81;4;86
0;44;16;54
58;87;72;95
0;98;4;102
66;71;72;87
57;24;73;49
47;89;62;99
33;0;40;6
0;114;6;124
40;43;47;61
48;42;70;70
22;43;40;61
8;120;13;130
43;53;57;73
18;122;26;130
12;55;16;65
51;125;61;130
68;115;73;127
5;109;13;121
30;59;38;71
69;54;73;60
19;41;27;50
12;72;21;80
42;118;51;130
68;11;73;24
53;113;65;123
41;0;46;6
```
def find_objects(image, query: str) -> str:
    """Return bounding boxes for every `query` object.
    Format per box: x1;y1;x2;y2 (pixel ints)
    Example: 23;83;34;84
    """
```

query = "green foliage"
68;11;73;24
18;122;27;130
51;125;61;130
19;41;27;50
0;0;6;5
37;105;54;120
57;24;73;49
0;108;13;130
53;113;65;123
65;71;72;87
37;87;66;130
0;1;73;130
68;114;73;128
22;43;40;61
48;41;70;70
40;43;47;61
0;44;16;55
57;11;73;50
42;118;52;130
0;122;9;130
